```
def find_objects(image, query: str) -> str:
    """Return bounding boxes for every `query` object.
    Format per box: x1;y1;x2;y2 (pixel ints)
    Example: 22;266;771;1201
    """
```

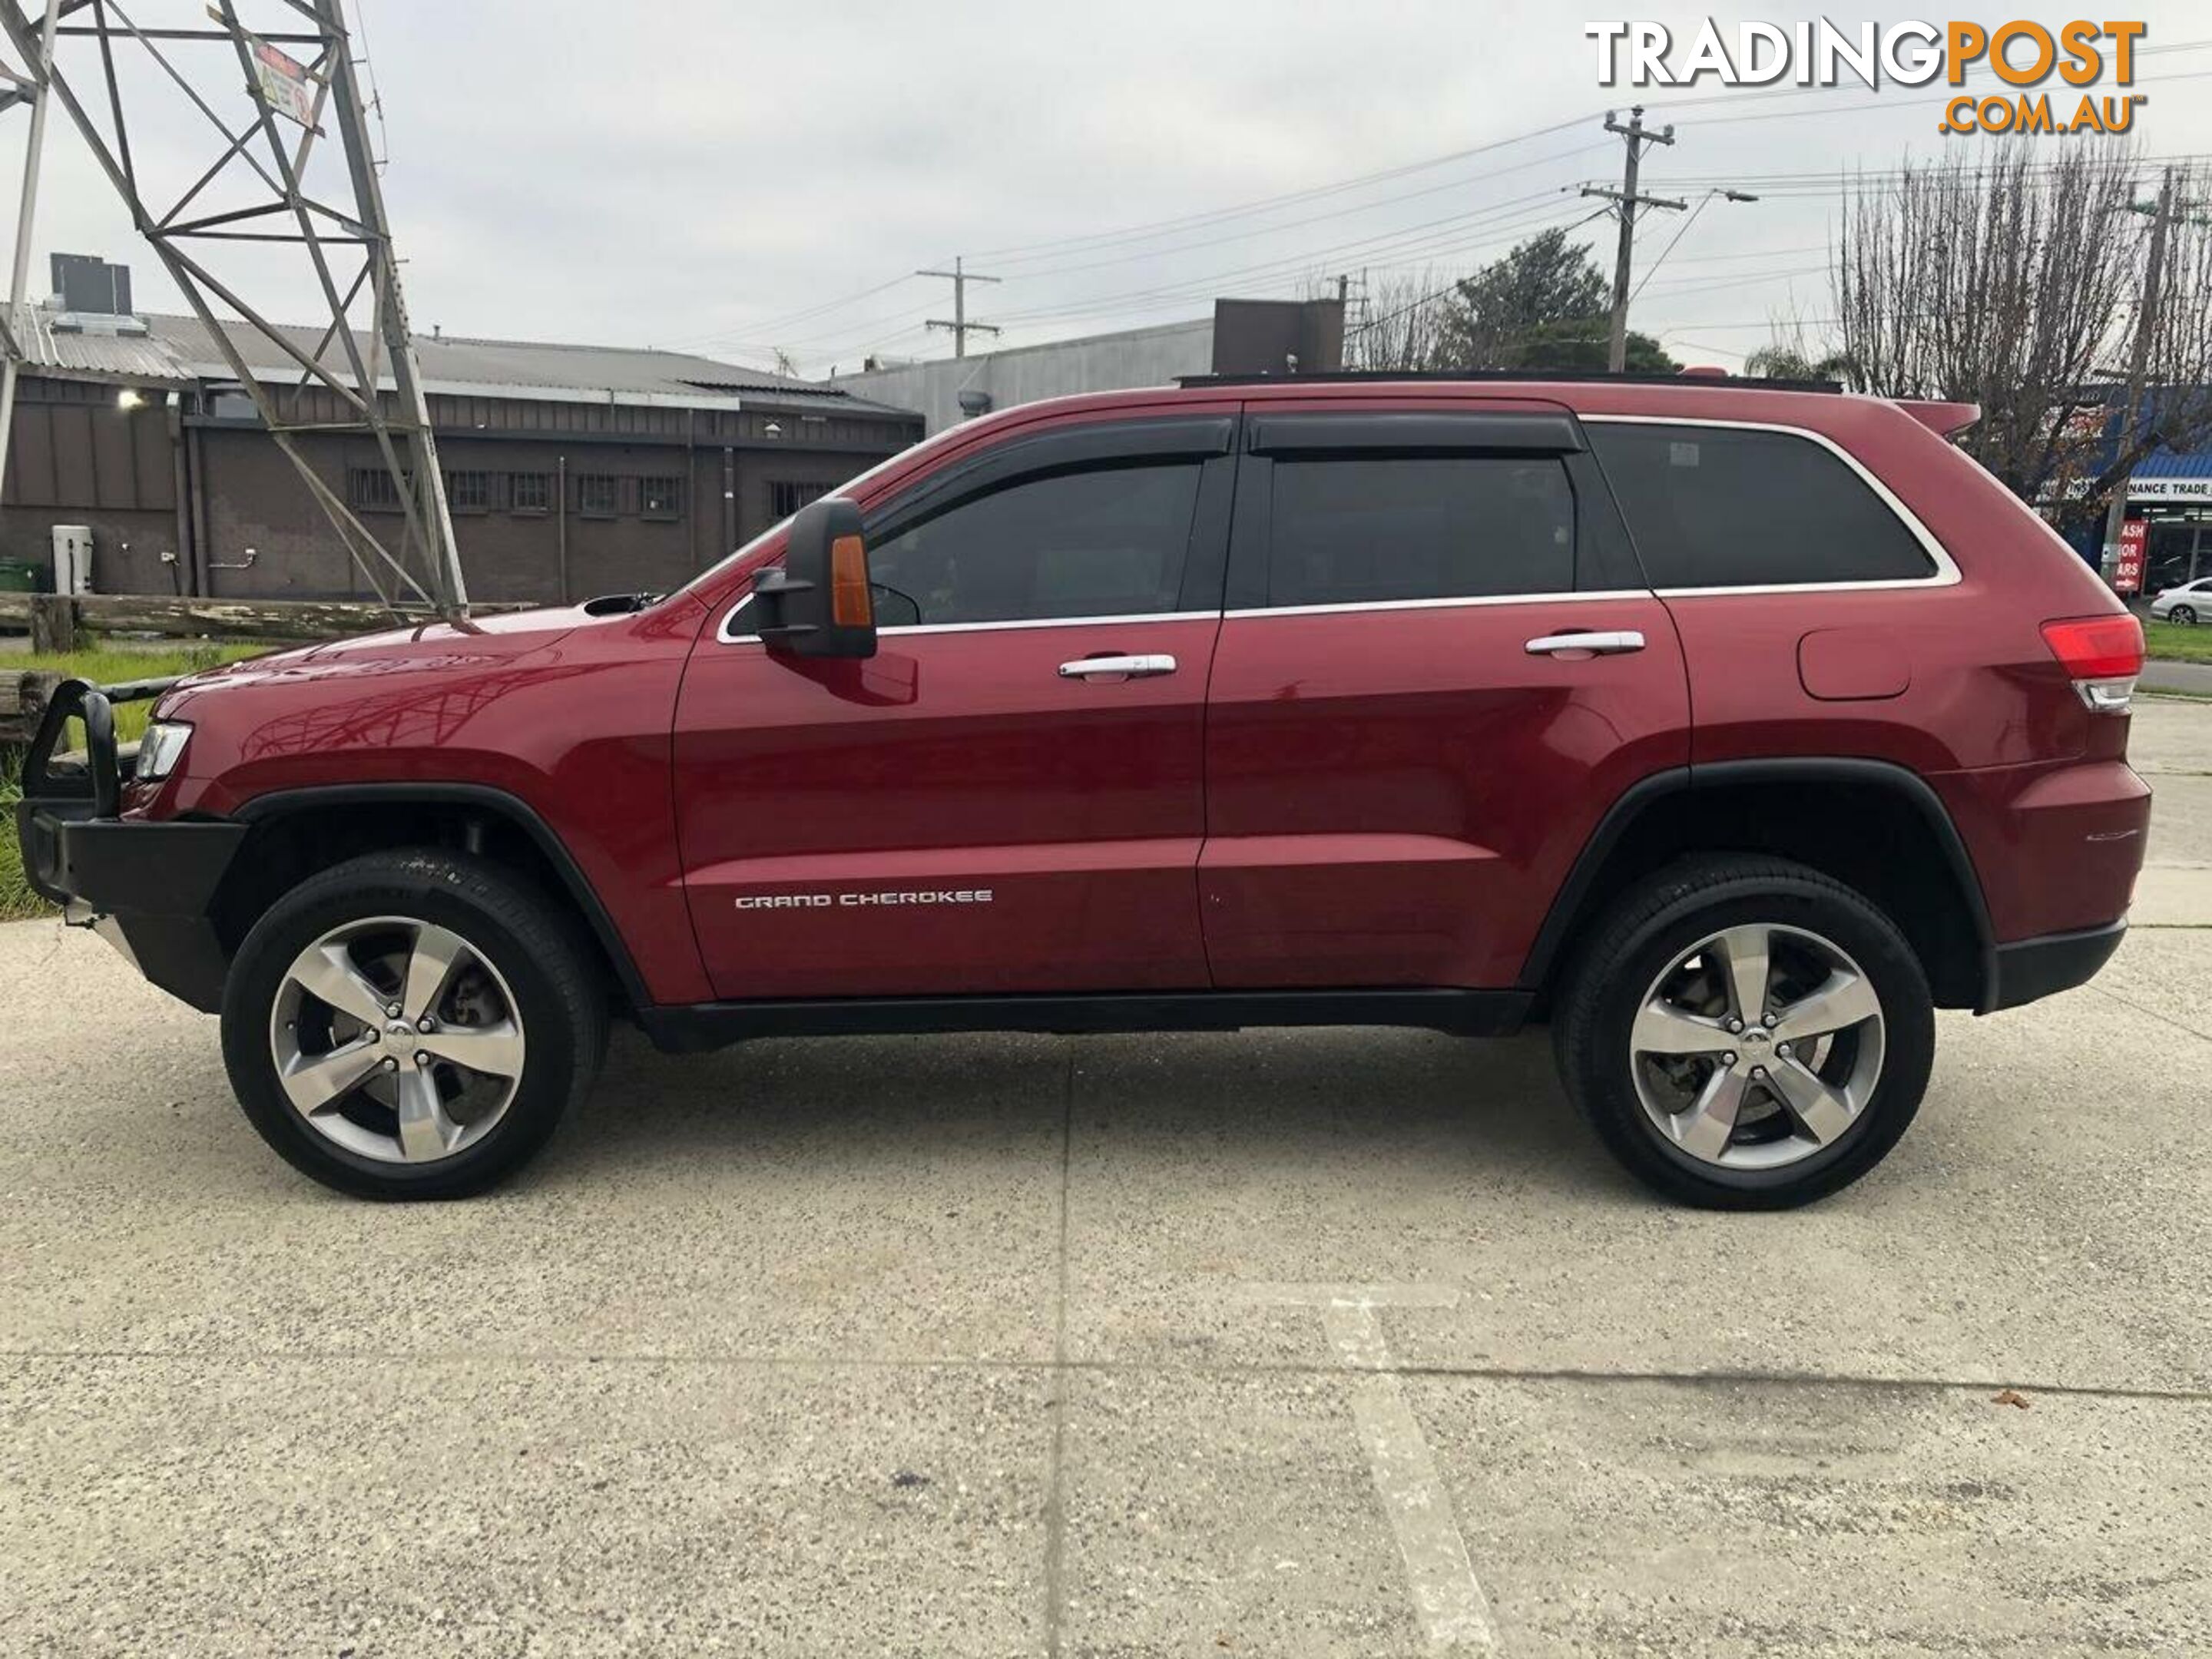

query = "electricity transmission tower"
918;256;1000;358
0;0;58;508
1580;107;1684;373
0;0;469;616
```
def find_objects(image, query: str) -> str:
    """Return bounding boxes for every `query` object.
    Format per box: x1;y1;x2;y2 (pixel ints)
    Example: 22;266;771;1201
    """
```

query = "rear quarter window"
1588;421;1936;589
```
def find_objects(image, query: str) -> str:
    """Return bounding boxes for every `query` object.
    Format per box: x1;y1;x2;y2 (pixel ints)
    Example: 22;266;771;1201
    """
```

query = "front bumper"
15;679;246;1013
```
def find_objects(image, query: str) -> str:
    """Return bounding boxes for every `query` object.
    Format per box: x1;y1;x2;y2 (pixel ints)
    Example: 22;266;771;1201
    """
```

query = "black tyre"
2172;604;2198;625
1553;856;1934;1210
220;849;607;1200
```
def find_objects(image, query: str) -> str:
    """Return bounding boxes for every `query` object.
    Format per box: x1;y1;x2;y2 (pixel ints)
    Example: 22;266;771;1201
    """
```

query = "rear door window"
1261;455;1577;607
1587;422;1936;589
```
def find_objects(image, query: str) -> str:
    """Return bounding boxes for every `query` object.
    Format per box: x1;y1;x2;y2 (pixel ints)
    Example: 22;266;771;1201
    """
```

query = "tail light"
2041;614;2144;714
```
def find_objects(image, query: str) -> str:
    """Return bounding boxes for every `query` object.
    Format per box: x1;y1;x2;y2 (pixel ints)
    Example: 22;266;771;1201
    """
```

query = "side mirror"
753;498;877;658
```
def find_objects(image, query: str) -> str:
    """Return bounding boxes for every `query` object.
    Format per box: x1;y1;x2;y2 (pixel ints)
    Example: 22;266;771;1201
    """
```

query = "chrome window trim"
1220;588;1648;621
1580;413;1962;594
714;412;1960;641
717;596;1205;647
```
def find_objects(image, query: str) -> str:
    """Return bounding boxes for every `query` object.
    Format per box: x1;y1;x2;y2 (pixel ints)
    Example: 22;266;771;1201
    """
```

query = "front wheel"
221;850;607;1199
1554;856;1935;1210
2171;604;2198;626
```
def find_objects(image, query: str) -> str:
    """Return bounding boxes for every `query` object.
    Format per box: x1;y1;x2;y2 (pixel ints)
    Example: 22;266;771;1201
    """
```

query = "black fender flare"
230;782;652;1011
1517;758;1998;1008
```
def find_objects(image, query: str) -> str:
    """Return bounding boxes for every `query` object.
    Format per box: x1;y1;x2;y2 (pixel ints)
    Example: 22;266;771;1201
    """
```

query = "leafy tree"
1436;229;1612;368
1744;343;1855;382
1493;317;1677;374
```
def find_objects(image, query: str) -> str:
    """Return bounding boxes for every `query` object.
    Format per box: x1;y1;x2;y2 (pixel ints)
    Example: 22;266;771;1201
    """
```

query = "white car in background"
2150;578;2211;624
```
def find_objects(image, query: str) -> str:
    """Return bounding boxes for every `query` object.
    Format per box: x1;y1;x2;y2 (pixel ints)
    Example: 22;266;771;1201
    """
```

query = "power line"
983;195;1587;330
786;71;2209;372
816;198;1601;373
1350;205;1616;338
989;140;1611;283
682;57;2212;364
661;271;920;354
971;113;1598;263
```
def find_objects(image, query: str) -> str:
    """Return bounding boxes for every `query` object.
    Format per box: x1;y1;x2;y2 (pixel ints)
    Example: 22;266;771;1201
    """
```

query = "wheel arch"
220;783;650;1014
1522;759;1997;1013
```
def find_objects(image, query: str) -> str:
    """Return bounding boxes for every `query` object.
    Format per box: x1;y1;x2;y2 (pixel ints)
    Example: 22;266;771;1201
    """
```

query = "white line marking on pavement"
1246;1284;1498;1651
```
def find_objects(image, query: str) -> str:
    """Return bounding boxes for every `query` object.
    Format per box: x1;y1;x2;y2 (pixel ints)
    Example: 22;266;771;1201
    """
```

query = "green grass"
2;644;269;921
2144;619;2212;665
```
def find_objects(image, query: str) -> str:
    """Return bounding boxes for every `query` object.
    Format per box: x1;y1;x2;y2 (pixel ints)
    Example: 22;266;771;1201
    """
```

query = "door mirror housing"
753;498;878;658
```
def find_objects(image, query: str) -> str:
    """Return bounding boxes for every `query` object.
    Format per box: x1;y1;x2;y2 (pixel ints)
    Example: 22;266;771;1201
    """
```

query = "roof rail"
1174;369;1845;394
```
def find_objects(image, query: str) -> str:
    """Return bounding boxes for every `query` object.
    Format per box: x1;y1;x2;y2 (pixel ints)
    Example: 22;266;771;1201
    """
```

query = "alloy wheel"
269;916;527;1165
1628;922;1886;1171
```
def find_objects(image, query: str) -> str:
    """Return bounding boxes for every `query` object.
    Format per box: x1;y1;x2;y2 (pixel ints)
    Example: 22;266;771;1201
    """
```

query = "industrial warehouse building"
829;298;1345;436
1;260;923;605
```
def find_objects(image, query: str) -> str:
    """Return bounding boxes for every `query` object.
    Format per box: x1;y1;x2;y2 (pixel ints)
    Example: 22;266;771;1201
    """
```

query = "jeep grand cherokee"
17;373;2151;1207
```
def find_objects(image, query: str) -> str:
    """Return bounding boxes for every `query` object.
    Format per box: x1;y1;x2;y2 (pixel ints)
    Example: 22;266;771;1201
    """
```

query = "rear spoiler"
1899;399;1981;439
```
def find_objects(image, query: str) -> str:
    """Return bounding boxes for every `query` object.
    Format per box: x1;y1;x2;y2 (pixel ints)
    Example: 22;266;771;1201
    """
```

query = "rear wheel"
221;850;606;1199
1554;856;1934;1209
2172;604;2198;625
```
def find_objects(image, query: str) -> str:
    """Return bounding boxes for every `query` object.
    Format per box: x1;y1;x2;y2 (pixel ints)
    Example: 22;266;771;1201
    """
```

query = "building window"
770;479;830;519
575;473;622;516
349;467;403;512
639;475;684;518
509;472;552;514
444;469;495;512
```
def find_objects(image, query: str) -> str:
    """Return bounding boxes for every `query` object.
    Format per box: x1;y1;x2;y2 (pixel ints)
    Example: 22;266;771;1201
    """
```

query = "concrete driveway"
3;702;2209;1657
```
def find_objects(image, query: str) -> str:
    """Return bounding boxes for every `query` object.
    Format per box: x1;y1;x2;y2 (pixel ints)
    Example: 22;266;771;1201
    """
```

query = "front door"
675;418;1237;1000
1199;402;1691;989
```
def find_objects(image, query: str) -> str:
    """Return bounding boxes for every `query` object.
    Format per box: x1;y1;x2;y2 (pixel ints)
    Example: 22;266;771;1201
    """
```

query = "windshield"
670;426;967;604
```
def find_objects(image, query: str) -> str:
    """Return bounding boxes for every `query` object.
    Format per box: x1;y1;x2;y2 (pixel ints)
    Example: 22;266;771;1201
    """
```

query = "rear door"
675;415;1237;1000
1199;402;1690;989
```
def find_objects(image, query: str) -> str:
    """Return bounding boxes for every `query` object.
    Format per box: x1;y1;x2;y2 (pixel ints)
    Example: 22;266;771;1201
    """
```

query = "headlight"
135;720;193;783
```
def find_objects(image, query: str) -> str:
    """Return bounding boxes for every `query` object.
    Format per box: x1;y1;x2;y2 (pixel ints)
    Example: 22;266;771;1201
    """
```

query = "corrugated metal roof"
142;313;912;415
2133;444;2212;478
14;308;192;383
14;305;915;418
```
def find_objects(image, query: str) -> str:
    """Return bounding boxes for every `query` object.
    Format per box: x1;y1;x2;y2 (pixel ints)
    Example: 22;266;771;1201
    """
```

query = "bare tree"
1296;268;1457;372
1747;303;1854;382
1836;145;2212;530
1349;270;1459;371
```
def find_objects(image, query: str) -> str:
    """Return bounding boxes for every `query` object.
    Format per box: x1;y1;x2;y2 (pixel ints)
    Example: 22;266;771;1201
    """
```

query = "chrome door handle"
1524;630;1646;657
1058;654;1177;679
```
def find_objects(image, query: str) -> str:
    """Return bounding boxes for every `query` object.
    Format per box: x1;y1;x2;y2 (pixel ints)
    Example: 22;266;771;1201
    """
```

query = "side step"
637;987;1533;1052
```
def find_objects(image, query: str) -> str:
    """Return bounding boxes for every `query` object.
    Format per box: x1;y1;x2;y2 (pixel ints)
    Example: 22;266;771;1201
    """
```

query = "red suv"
18;373;2150;1207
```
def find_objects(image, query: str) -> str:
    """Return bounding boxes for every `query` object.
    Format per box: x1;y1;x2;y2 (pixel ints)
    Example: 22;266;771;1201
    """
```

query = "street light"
115;388;145;410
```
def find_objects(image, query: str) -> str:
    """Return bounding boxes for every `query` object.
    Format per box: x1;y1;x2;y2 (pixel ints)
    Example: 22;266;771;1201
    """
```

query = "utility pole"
919;256;1001;358
2100;167;2187;583
1581;107;1683;373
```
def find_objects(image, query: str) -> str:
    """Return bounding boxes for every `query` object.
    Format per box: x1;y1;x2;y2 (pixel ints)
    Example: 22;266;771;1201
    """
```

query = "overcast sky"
8;1;2211;376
